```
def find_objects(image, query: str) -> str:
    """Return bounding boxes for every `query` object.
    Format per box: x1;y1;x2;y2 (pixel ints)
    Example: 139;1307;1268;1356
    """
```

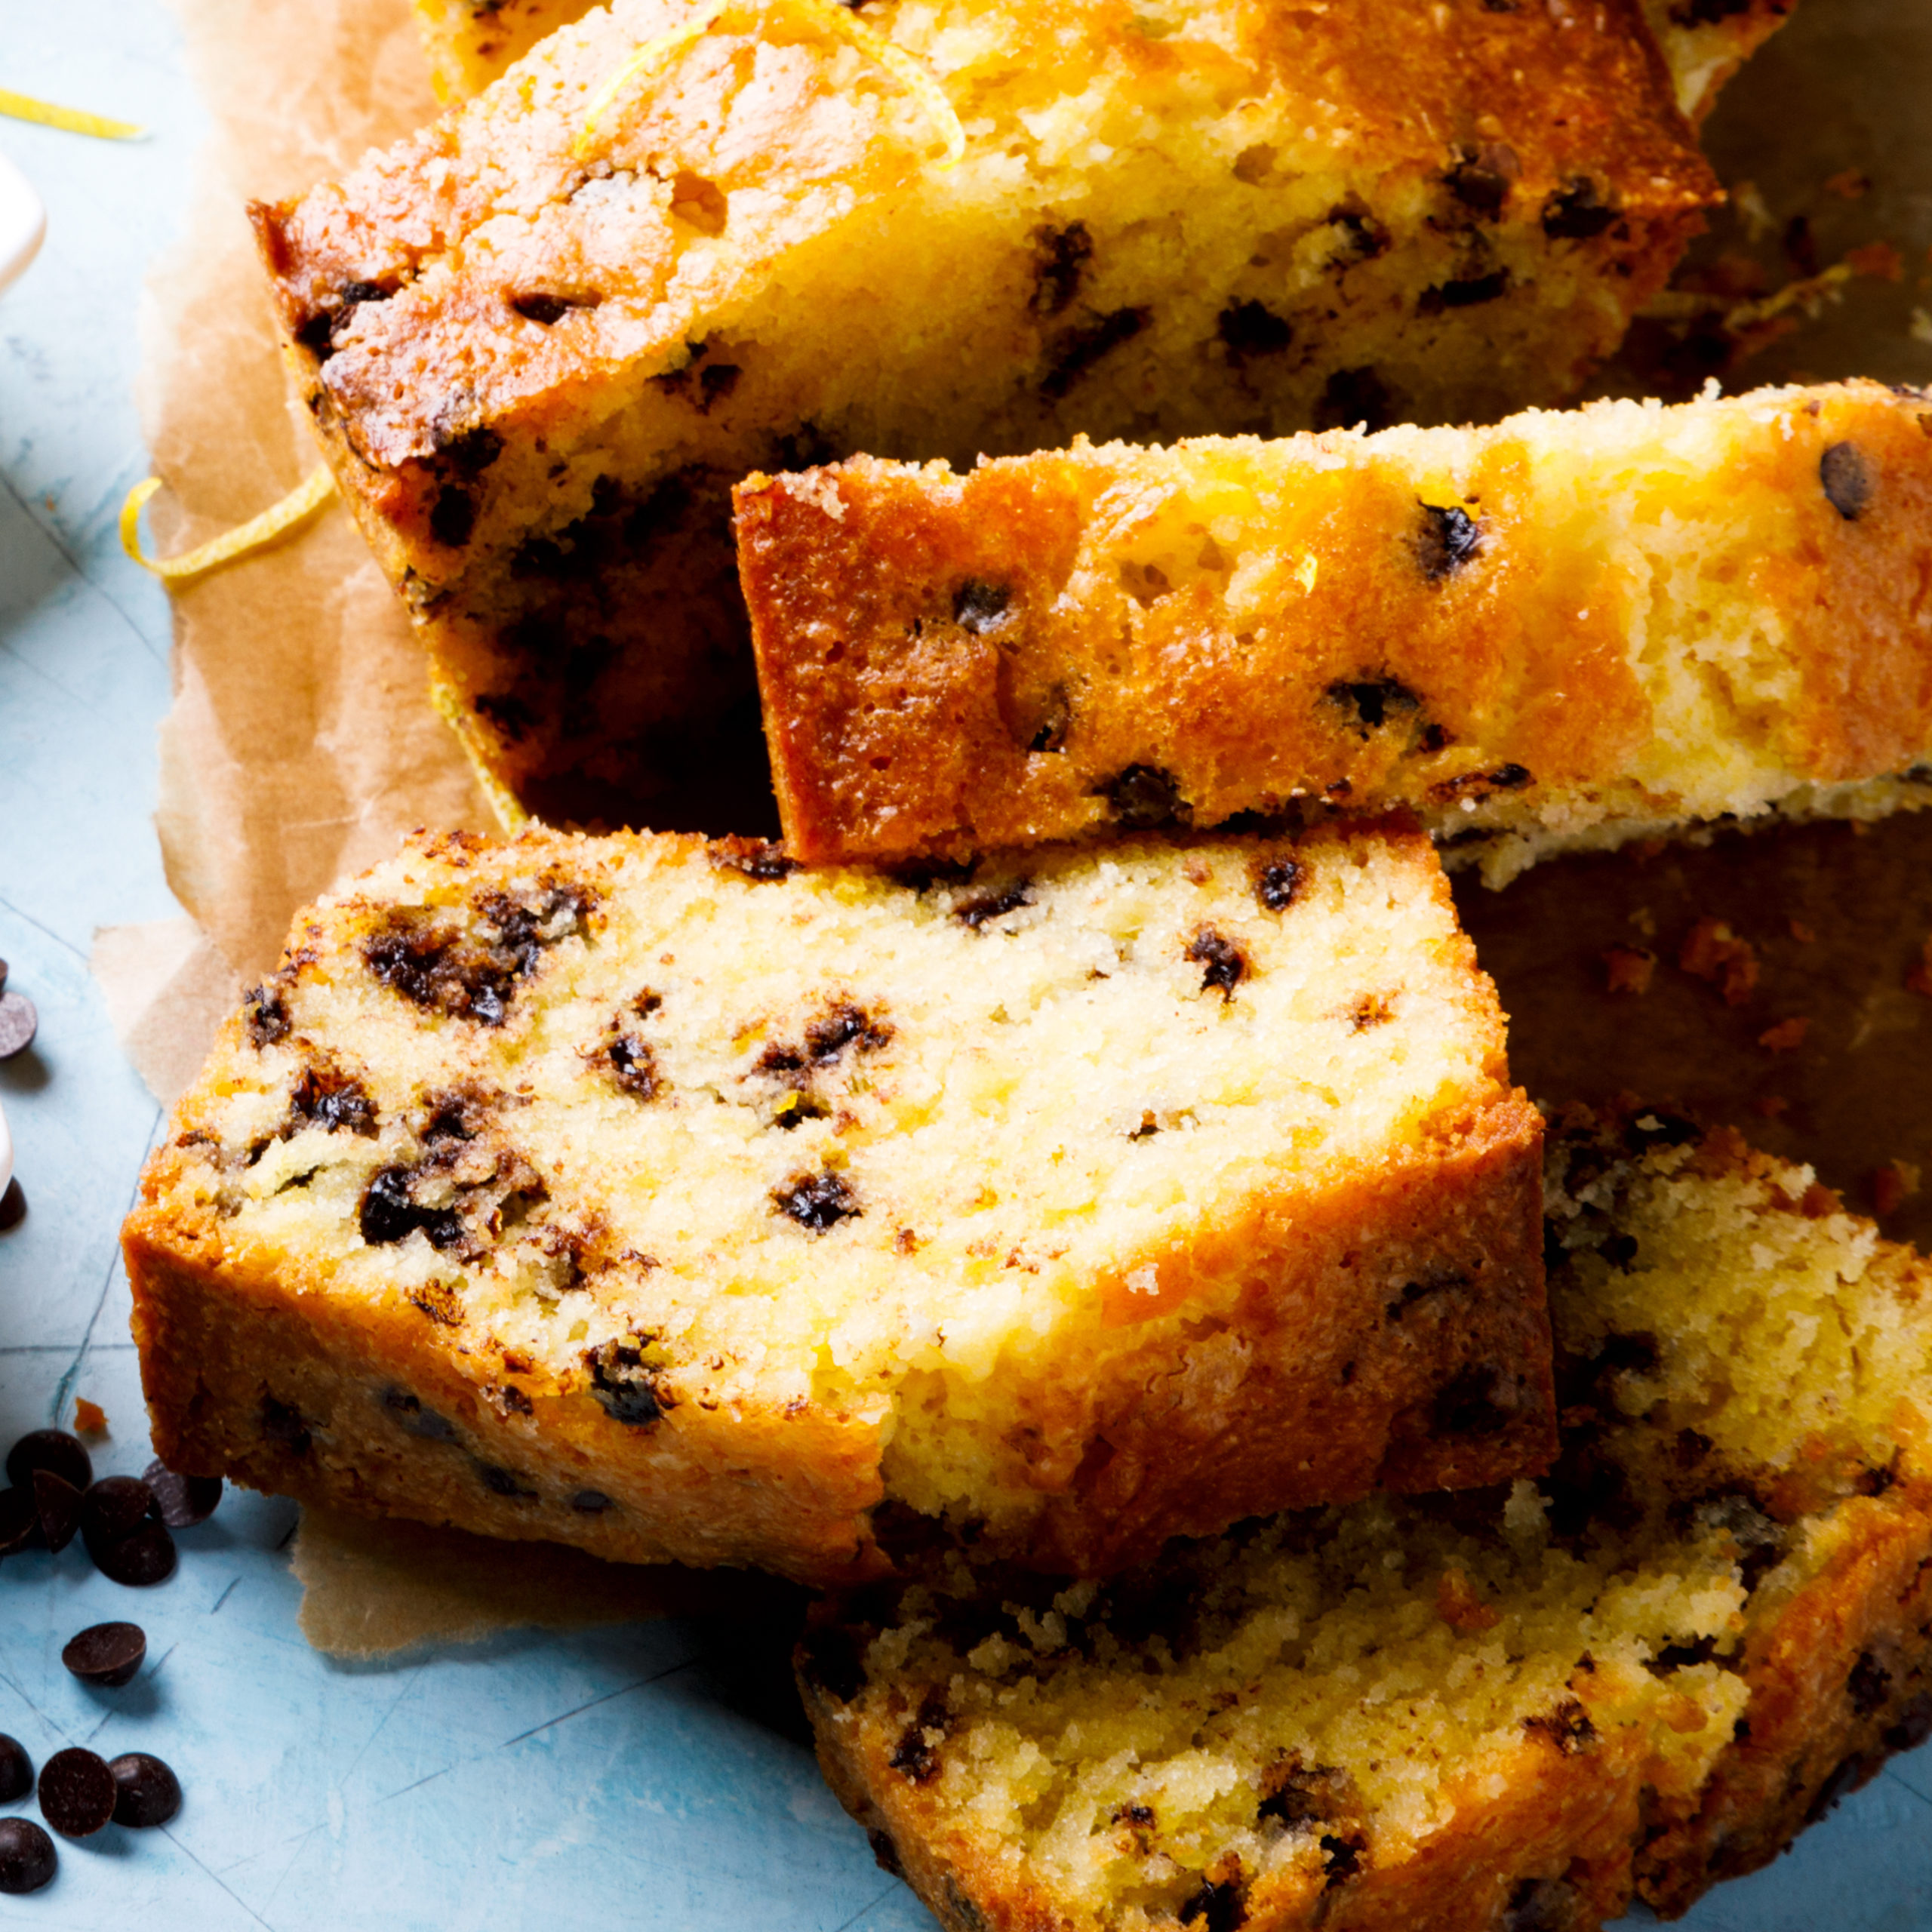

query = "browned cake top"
256;0;1711;469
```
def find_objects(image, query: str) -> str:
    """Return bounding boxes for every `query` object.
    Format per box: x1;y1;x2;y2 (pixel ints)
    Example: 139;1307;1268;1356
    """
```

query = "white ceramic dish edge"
0;147;47;297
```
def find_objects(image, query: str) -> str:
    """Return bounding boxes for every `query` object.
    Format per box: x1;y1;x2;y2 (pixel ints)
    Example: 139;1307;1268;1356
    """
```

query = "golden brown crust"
737;380;1932;867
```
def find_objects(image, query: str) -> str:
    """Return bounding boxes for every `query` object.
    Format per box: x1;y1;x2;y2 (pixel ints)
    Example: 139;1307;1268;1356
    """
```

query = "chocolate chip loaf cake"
740;380;1932;884
257;0;1755;831
801;1106;1932;1930
411;0;1793;126
803;1105;1932;1932
122;821;1550;1586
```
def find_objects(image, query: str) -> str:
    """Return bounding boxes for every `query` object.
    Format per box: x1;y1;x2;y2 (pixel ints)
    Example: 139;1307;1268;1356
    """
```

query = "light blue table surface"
2;5;1930;1927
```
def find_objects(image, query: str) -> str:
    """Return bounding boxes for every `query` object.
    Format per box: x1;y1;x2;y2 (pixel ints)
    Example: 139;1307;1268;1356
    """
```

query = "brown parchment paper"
120;0;1932;1651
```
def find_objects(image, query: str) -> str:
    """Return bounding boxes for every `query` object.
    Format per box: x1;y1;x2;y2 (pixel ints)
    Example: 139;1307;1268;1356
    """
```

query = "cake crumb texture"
123;821;1549;1585
801;1106;1932;1928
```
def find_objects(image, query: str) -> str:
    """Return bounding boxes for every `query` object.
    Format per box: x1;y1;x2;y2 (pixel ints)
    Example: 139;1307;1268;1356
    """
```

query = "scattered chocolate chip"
107;1753;180;1829
7;1430;91;1495
1256;860;1301;912
1542;178;1617;240
142;1460;223;1529
0;993;36;1060
953;881;1034;929
1186;927;1247;999
1416;505;1482;580
32;1472;82;1553
81;1475;156;1545
1218;300;1293;359
359;1166;464;1251
0;1738;31;1804
0;1487;42;1557
1100;764;1189;830
288;1062;377;1136
0;1180;23;1231
1820;441;1875;520
88;1521;177;1589
1029;221;1093;318
37;1747;116;1838
61;1622;146;1689
952;580;1011;633
0;1818;55;1894
773;1169;859;1232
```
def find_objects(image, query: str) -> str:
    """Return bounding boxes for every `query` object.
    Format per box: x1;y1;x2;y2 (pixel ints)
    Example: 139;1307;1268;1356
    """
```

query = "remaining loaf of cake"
739;380;1932;884
122;821;1550;1586
257;0;1752;830
410;0;1794;126
801;1105;1932;1930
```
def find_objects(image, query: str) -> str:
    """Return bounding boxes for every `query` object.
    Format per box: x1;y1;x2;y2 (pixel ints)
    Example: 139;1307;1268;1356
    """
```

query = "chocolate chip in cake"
605;1031;660;1100
1186;927;1247;999
954;880;1035;929
797;1625;868;1704
497;1384;534;1417
243;983;291;1048
1319;1832;1366;1887
1029;220;1093;318
1431;1361;1520;1436
712;839;798;883
952;580;1011;634
510;292;573;325
107;1753;181;1829
774;1169;860;1232
866;1828;903;1876
1026;685;1072;754
1415;505;1483;579
1542;178;1617;240
0;1818;55;1894
32;1471;82;1553
1522;1699;1598;1755
37;1748;116;1838
1100;764;1189;830
1417;271;1509;314
804;1002;894;1063
1884;1693;1932;1753
1315;366;1392;432
359;1166;464;1251
142;1460;224;1529
475;1461;537;1500
1254;859;1302;913
1257;1758;1346;1829
288;1060;378;1137
7;1429;91;1495
61;1621;146;1689
1444;143;1520;219
888;1694;948;1784
1327;204;1389;264
1646;1633;1718;1676
1847;1649;1892;1717
571;1488;615;1513
1041;306;1149;401
1218;300;1294;360
0;992;37;1060
585;1341;669;1426
260;1396;314;1458
1326;676;1421;732
1180;1876;1248;1930
1503;1877;1580;1932
429;484;478;549
1820;441;1875;520
381;1388;460;1442
0;1738;31;1804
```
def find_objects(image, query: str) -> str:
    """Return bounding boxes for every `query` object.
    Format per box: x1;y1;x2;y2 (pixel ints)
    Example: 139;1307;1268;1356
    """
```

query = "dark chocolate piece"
37;1748;115;1838
87;1521;177;1589
108;1753;182;1829
61;1622;146;1689
0;1737;32;1804
0;1179;22;1231
31;1471;82;1553
1820;441;1875;521
0;1818;55;1894
80;1476;156;1544
6;1430;91;1495
142;1460;224;1529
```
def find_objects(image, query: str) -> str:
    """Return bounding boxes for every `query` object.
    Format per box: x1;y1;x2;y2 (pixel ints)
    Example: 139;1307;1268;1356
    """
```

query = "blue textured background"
0;4;1928;1926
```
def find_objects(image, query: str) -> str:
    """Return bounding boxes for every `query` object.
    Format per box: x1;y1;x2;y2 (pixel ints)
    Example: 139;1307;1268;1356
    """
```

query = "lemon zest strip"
574;0;730;158
0;88;143;140
574;0;962;167
120;469;337;583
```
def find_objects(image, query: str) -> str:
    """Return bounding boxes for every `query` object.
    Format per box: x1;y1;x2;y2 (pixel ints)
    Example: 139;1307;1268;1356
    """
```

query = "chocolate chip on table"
0;1736;32;1804
88;1521;177;1589
107;1753;180;1829
80;1475;156;1545
0;1817;56;1894
61;1622;146;1689
0;992;36;1060
32;1471;82;1553
7;1430;93;1495
0;1485;45;1558
37;1747;116;1838
142;1460;223;1530
0;1179;23;1232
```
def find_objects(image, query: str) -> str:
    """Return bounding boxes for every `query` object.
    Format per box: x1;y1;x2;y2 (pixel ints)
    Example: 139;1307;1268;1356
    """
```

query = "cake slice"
801;1105;1932;1929
409;0;1794;126
738;380;1932;884
257;0;1749;830
122;820;1550;1587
